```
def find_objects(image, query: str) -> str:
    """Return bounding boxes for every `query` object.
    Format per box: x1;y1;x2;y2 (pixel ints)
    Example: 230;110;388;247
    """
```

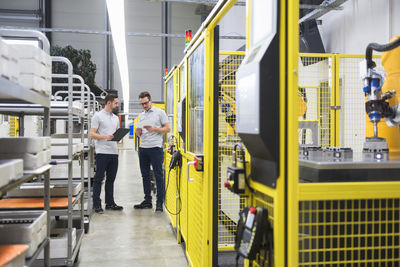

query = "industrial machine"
361;37;400;158
233;1;400;266
162;0;400;266
298;38;400;182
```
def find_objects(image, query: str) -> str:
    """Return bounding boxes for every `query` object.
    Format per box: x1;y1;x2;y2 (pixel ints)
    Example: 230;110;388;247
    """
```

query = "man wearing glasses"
134;91;170;212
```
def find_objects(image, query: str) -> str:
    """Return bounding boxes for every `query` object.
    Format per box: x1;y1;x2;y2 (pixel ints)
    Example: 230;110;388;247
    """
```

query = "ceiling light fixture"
106;0;130;113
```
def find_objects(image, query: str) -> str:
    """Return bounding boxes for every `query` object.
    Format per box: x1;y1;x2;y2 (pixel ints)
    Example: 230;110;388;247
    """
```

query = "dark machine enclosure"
177;96;186;144
236;35;280;188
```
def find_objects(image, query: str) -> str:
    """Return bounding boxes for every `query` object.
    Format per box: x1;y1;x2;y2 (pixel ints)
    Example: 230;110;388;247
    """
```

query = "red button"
250;207;256;214
224;181;230;187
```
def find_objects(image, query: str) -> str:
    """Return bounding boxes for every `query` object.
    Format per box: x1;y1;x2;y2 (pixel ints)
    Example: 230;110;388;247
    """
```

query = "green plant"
51;45;97;94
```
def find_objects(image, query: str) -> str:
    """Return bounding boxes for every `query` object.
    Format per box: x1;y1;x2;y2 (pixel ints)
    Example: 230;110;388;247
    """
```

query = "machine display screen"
236;73;259;134
251;0;277;47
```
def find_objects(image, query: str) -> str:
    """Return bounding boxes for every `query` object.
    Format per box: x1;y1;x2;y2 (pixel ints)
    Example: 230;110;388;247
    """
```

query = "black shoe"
105;203;123;210
94;206;104;214
133;200;152;209
155;203;163;212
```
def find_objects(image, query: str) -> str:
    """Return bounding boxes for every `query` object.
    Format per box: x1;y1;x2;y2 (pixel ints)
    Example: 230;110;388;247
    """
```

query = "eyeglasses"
140;101;150;106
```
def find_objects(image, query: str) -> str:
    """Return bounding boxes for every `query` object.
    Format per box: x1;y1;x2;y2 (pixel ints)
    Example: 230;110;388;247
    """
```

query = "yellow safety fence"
294;54;400;267
218;51;246;250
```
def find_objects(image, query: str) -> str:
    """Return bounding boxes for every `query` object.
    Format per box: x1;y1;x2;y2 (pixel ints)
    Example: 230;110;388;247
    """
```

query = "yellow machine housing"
366;35;400;153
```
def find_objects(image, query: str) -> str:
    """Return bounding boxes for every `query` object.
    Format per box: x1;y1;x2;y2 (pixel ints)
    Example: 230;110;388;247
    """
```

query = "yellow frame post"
287;0;300;266
204;27;214;267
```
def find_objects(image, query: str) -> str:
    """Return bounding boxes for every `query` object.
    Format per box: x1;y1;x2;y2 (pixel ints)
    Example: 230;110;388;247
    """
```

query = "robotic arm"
361;37;400;137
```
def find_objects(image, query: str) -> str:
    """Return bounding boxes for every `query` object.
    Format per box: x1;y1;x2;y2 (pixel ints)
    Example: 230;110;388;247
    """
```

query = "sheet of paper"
136;120;154;129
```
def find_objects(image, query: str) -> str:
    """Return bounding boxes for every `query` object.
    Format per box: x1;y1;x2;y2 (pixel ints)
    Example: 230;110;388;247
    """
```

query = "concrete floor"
75;148;188;267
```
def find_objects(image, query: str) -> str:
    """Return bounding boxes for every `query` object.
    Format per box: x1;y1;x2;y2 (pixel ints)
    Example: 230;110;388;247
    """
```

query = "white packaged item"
0;57;8;78
18;59;41;75
50;101;84;117
0;38;9;59
43;149;51;165
72;101;84;116
0;151;48;170
0;159;23;187
51;143;84;157
0;211;47;258
9;57;19;84
43;78;51;95
38;228;76;259
7;46;19;83
19;74;50;96
7;181;82;197
15;44;50;67
43;136;51;149
19;58;50;80
51;138;88;145
0;137;51;154
0;56;9;79
50;160;92;179
0;59;18;83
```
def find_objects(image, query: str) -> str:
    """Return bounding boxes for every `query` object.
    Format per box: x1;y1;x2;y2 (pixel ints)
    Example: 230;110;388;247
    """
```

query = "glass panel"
180;64;186;99
167;77;174;134
189;42;205;154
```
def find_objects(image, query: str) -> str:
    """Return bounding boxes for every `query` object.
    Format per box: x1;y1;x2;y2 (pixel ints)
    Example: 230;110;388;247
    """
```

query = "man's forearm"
155;126;170;134
91;132;106;140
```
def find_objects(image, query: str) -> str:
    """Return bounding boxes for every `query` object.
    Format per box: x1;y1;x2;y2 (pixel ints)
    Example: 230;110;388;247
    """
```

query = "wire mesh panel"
299;198;400;266
218;52;246;249
298;55;334;147
337;56;382;154
188;170;205;266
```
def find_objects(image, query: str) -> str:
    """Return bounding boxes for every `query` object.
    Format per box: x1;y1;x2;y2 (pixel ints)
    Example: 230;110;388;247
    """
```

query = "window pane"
167;77;174;134
188;42;205;154
180;65;186;99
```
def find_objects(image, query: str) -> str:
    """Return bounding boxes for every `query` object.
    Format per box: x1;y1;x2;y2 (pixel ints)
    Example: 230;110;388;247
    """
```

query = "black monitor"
299;19;326;66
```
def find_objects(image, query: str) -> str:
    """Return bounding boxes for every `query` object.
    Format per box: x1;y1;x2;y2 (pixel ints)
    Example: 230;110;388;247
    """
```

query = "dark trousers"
138;147;164;204
93;153;119;207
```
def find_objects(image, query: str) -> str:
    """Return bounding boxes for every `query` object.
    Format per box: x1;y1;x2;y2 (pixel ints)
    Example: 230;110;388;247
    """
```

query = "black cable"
245;172;255;196
235;254;240;267
168;134;179;150
265;228;274;267
164;162;182;216
234;143;255;196
260;246;266;267
366;37;400;68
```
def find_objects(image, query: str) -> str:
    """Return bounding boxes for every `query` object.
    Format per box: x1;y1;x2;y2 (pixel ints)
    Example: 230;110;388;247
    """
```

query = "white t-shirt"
91;109;119;154
138;106;168;148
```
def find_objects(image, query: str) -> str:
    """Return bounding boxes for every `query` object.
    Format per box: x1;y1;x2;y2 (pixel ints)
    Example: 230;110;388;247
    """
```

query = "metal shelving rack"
51;74;95;229
44;57;85;266
0;165;52;267
0;29;52;267
0;56;87;266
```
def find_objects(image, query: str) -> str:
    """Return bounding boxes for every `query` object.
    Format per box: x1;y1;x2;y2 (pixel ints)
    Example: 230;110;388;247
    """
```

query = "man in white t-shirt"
90;94;123;214
134;91;170;212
